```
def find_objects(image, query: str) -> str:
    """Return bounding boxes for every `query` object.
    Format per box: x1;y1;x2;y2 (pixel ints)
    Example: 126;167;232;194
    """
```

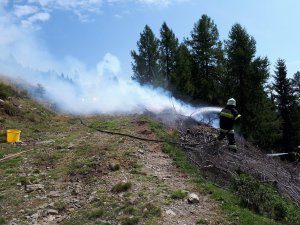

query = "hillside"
0;81;299;225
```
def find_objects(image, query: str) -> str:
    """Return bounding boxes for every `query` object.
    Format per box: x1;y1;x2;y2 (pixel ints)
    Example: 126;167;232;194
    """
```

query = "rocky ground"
0;107;226;225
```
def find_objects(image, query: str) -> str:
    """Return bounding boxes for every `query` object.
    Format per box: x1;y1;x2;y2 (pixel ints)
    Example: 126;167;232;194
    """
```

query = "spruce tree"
171;44;194;99
248;57;281;148
131;25;160;86
188;14;224;102
292;71;300;100
291;72;300;149
225;24;280;148
273;59;297;150
159;22;179;89
225;23;256;138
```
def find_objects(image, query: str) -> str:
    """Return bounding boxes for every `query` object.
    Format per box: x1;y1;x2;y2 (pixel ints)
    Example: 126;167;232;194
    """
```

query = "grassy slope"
0;82;298;225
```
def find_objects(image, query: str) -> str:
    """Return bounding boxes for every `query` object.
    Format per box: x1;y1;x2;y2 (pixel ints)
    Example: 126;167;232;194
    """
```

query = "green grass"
142;203;162;218
196;218;209;224
121;217;139;225
171;189;188;199
87;208;105;219
111;182;132;193
147;117;287;225
0;217;6;225
90;119;120;131
0;82;20;99
232;174;300;224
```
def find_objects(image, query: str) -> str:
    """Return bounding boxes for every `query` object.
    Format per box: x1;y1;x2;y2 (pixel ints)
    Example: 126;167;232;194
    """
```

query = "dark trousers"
218;130;236;149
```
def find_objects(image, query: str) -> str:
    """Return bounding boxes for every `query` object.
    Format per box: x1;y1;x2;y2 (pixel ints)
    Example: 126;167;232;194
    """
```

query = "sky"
0;0;300;80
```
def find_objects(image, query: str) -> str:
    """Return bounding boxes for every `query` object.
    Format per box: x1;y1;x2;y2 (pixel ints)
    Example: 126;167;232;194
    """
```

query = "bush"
111;182;132;193
142;203;161;218
0;83;16;99
2;102;19;116
232;174;300;224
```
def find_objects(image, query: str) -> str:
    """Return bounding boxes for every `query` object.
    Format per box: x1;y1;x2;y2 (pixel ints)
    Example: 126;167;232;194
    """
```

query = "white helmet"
227;98;236;106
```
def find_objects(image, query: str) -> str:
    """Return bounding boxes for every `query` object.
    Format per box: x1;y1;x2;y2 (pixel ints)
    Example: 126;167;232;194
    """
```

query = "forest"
131;14;300;152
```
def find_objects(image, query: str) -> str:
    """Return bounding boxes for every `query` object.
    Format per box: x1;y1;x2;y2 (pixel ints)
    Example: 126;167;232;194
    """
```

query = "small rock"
166;209;176;216
47;215;55;221
38;203;48;209
188;193;200;204
26;184;44;192
9;221;19;225
67;143;76;149
48;191;60;197
47;209;59;215
138;149;144;154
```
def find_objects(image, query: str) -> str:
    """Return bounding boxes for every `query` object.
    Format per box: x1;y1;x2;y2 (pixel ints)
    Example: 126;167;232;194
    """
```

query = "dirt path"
134;119;223;225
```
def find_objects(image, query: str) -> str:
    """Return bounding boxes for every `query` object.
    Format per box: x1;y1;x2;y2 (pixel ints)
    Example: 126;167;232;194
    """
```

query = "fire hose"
79;118;179;145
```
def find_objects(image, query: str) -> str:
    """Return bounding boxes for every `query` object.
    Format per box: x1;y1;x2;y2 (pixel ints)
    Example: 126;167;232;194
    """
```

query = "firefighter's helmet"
227;98;236;106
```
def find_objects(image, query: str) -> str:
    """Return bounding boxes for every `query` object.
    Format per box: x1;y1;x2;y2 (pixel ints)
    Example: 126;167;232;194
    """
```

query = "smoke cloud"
0;6;221;124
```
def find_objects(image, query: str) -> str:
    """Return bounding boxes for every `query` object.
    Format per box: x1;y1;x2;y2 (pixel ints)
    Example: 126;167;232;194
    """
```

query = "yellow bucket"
7;129;21;143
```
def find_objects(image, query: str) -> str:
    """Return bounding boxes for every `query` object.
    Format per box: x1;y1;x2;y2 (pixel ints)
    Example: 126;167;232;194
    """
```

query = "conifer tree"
159;22;179;89
225;23;256;137
188;14;224;102
292;71;300;101
131;25;160;86
273;59;298;150
225;24;280;147
171;44;194;99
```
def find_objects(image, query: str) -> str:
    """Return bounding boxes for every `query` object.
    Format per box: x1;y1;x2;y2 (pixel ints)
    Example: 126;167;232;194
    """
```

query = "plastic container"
7;129;21;143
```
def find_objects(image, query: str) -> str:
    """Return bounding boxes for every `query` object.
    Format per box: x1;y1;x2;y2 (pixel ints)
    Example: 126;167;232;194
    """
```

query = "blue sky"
1;0;300;79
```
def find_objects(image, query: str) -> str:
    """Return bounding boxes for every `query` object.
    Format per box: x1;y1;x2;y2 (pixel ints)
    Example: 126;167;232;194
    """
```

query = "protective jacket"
219;105;241;131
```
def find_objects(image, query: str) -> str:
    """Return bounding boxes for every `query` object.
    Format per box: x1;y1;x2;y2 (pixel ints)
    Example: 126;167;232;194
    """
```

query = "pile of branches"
179;124;300;205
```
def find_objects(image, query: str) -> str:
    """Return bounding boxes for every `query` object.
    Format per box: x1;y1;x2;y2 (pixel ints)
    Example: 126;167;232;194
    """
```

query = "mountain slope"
1;81;298;225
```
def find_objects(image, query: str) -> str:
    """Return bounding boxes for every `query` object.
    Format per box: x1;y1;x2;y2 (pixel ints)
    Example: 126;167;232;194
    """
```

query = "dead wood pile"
179;124;300;205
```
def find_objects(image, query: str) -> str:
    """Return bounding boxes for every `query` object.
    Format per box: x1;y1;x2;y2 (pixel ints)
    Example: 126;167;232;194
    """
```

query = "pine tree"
225;24;280;148
292;71;300;101
248;57;281;148
131;25;160;86
291;72;300;149
188;14;224;102
171;44;194;99
159;22;179;89
225;24;256;137
273;59;297;150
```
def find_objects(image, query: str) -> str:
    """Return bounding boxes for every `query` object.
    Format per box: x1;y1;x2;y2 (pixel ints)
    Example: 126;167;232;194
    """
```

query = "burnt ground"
177;123;300;206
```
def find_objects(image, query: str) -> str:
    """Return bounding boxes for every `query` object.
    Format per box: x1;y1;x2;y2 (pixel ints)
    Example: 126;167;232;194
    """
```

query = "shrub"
111;182;132;193
109;163;120;171
232;174;300;224
0;83;16;99
143;203;161;218
2;102;19;116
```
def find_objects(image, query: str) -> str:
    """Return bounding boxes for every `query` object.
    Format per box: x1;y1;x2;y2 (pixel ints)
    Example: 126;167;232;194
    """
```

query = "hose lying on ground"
79;118;179;145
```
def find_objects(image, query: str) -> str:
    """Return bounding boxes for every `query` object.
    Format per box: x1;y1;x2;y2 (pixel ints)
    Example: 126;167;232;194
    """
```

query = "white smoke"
0;5;221;124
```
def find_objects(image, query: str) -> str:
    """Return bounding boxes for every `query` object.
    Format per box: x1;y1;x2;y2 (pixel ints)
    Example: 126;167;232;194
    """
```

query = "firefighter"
218;98;241;152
